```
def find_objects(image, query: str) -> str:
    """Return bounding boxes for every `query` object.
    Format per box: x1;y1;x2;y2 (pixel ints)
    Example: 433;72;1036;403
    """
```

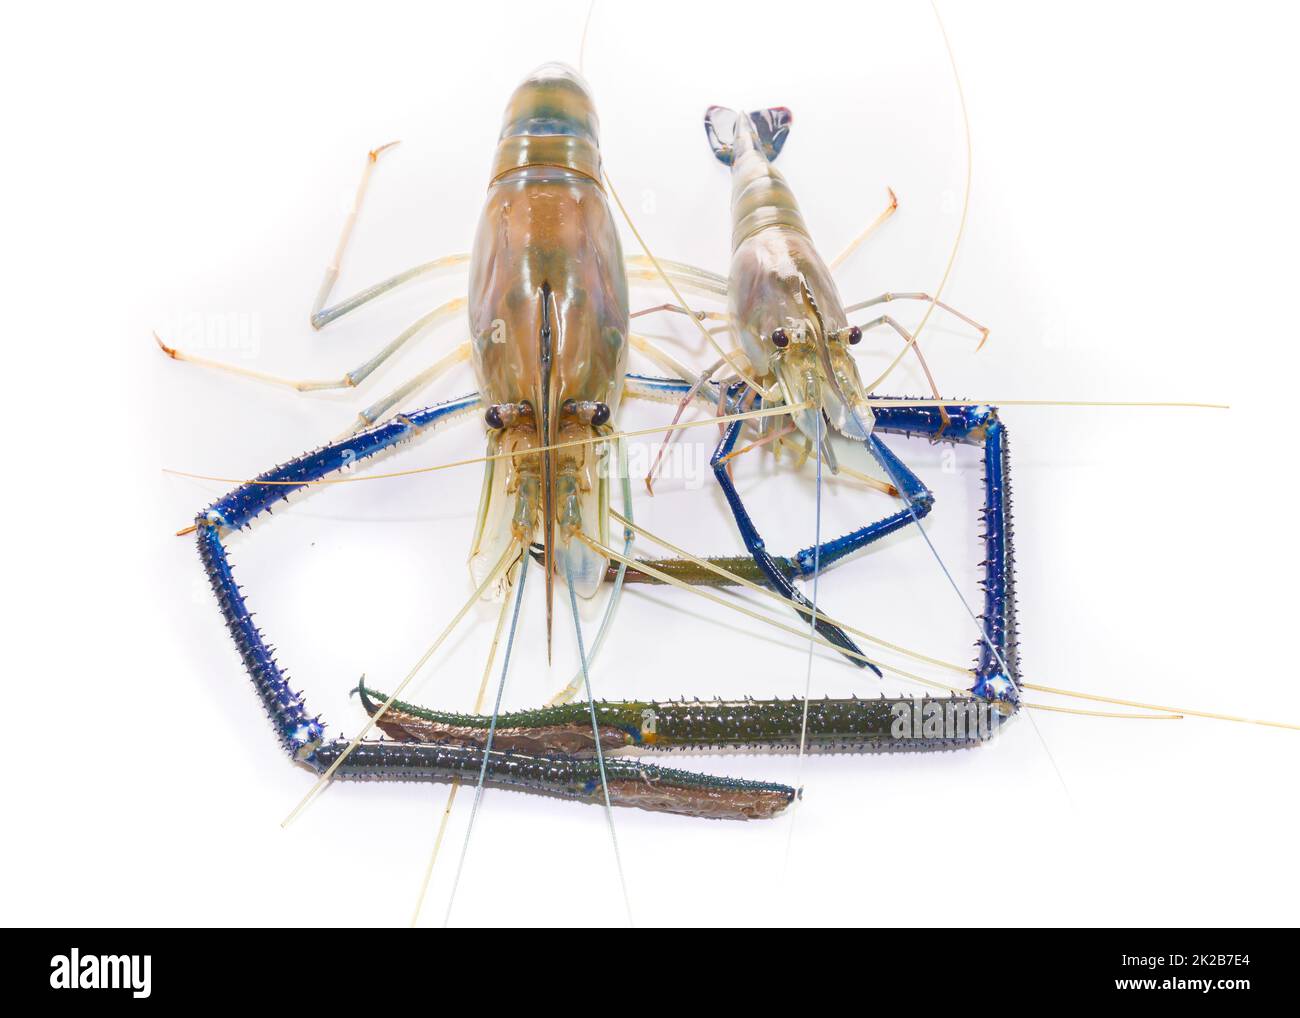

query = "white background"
3;0;1298;927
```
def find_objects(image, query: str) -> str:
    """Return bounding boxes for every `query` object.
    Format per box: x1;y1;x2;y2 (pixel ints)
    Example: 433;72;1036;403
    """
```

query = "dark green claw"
357;680;997;755
315;737;795;821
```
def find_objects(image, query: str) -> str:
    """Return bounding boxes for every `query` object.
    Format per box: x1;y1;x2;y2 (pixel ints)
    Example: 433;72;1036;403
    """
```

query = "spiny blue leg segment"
200;393;481;529
870;402;1019;704
194;392;481;762
198;523;325;759
790;431;934;577
710;385;879;674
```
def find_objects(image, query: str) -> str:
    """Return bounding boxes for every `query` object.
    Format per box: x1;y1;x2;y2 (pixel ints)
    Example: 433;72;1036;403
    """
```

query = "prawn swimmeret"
163;62;1262;836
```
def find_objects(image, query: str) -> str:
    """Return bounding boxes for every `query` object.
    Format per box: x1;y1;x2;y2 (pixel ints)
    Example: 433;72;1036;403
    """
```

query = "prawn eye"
562;399;612;426
486;402;527;429
846;325;862;345
771;327;790;348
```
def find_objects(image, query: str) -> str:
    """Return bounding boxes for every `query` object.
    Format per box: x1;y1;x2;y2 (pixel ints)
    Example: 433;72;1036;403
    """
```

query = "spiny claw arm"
357;679;999;755
190;392;794;820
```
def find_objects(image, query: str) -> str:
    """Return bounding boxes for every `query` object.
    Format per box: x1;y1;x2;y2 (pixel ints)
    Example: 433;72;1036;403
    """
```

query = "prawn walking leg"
156;298;467;393
312;141;401;318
